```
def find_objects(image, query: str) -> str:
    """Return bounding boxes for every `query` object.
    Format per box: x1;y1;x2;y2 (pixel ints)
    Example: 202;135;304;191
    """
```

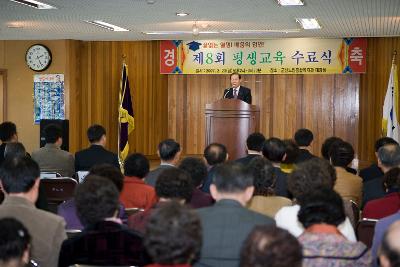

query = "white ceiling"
0;0;400;40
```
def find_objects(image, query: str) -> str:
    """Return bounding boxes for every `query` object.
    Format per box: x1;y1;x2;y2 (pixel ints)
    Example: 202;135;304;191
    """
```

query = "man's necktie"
234;89;238;98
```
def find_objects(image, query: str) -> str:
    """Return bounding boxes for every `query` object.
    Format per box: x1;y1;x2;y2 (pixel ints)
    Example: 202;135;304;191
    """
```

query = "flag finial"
393;50;398;63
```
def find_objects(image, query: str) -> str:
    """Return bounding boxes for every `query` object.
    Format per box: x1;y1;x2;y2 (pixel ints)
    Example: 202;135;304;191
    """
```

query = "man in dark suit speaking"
222;72;252;104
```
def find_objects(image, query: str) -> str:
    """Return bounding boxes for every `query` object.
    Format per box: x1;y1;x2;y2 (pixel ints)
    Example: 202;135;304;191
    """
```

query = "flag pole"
118;54;127;168
393;50;397;63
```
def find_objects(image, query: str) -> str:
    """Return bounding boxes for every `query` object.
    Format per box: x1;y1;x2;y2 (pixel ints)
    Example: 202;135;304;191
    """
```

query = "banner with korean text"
160;38;367;75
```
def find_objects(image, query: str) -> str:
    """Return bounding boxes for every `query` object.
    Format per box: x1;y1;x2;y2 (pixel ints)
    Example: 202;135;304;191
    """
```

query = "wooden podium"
205;99;260;160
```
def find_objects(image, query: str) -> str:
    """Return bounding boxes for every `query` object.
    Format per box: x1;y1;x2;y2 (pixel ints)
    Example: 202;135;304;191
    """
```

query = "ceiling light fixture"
221;29;300;34
142;31;219;35
192;22;199;36
296;18;321;29
176;12;189;17
9;0;56;9
277;0;304;6
84;20;129;31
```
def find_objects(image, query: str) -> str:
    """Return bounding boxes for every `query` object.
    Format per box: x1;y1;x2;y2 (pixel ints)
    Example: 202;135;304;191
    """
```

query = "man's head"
383;167;400;192
4;143;26;160
287;158;336;203
210;163;254;205
144;201;202;265
155;168;193;203
157;139;181;165
75;175;120;226
203;143;228;166
379;221;400;267
246;157;275;196
0;122;17;143
321;137;343;160
378;144;400;172
246;133;266;153
179;157;207;188
0;218;31;267
43;124;62;146
294;128;313;147
87;124;106;145
240;226;302;267
375;137;399;153
0;156;40;203
329;140;355;168
230;72;241;88
124;153;150;179
262;138;286;164
89;164;124;193
283;139;300;164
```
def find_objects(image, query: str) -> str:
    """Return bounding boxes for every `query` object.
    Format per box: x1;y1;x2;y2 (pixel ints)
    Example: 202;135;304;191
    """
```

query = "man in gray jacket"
194;162;275;267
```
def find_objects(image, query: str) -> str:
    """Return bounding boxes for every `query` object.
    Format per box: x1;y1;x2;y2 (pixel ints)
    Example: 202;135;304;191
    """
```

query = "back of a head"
240;226;302;267
0;218;31;266
178;157;207;188
329;140;355;167
203;143;227;166
144;201;202;265
155;168;193;202
321;137;343;160
378;144;400;169
375;137;399;152
262;138;286;163
383;167;400;192
75;175;120;226
124;153;150;179
0;156;39;194
89;164;124;193
294;128;313;147
212;162;253;194
43;124;62;144
283;139;300;164
288;158;336;202
298;188;345;229
246;157;275;196
87;124;106;143
246;133;266;152
380;221;400;267
4;142;26;160
0;122;17;142
158;139;181;161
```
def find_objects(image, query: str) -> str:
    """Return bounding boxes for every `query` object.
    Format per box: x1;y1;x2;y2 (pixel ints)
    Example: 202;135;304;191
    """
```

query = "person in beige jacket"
0;156;67;267
329;140;362;207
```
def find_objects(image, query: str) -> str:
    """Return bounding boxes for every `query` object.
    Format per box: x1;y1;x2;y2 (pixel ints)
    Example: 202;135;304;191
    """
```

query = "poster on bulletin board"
33;74;65;124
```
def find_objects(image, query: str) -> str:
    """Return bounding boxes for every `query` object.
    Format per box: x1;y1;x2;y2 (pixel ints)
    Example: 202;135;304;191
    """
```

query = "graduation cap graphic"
187;41;202;52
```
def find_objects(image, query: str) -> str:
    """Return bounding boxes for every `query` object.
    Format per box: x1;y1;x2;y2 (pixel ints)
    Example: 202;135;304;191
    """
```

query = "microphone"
223;88;232;99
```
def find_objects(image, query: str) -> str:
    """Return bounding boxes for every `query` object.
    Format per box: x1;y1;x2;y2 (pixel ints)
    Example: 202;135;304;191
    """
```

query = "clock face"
25;44;52;71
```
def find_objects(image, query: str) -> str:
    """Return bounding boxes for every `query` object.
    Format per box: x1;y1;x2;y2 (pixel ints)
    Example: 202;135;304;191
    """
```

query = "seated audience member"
371;211;400;266
201;143;228;193
120;153;157;209
246;157;292;217
4;142;49;211
378;221;400;267
363;167;400;219
240;226;302;267
298;188;371;266
59;176;150;267
179;157;213;208
0;156;66;267
194;162;275;267
280;139;299;173
329;140;362;206
32;124;74;177
75;124;119;171
275;158;356;241
0;121;18;165
144;201;202;267
363;143;400;207
129;168;193;233
262;137;289;197
58;164;127;230
360;137;398;182
145;139;181;187
293;128;315;163
0;218;31;267
321;136;357;174
235;132;265;166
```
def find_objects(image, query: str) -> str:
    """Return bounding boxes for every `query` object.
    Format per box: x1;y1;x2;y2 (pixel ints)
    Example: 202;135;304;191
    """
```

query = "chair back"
356;218;378;248
41;177;77;203
350;200;360;224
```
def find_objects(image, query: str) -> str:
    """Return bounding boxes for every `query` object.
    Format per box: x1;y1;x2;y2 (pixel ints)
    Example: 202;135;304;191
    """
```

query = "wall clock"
25;44;52;71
